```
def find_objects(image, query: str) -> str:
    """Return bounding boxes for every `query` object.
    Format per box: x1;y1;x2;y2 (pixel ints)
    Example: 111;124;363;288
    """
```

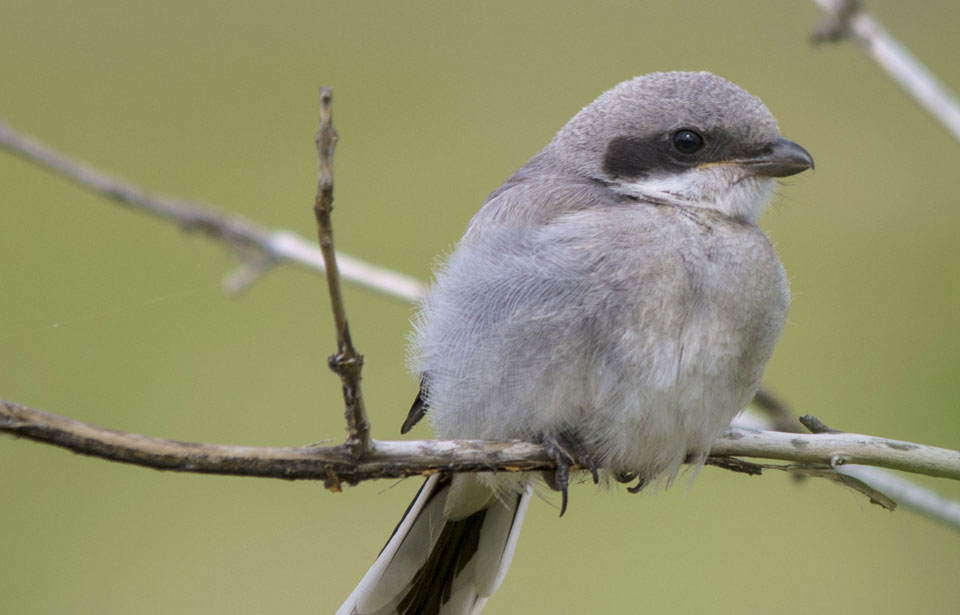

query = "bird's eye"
672;129;704;154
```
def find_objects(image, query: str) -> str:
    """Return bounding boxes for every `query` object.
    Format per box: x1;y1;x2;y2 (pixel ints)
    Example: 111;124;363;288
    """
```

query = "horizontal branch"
4;398;959;494
0;398;551;490
710;428;960;481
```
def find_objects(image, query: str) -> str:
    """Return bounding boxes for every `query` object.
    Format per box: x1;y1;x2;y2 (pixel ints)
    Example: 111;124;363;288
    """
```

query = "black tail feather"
397;506;488;614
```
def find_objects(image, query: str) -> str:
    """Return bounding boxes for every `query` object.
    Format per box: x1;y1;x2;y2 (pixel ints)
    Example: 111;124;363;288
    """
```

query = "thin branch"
709;429;960;480
731;408;960;529
837;465;960;530
312;87;372;457
811;0;960;142
3;398;959;494
799;413;839;434
0;120;424;302
793;412;960;524
0;397;550;491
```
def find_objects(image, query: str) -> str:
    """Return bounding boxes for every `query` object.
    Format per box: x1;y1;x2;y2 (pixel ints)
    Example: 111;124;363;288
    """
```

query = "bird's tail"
337;474;533;615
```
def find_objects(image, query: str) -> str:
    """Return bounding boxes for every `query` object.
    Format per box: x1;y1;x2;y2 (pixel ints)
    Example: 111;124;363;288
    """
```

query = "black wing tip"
400;381;429;434
400;411;422;435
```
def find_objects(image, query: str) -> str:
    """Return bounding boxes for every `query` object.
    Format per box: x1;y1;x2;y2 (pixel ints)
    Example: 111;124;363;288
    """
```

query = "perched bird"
338;71;813;615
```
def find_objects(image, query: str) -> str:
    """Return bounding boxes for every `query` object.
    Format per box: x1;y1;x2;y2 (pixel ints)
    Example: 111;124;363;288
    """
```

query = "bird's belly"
593;275;785;480
422;209;788;485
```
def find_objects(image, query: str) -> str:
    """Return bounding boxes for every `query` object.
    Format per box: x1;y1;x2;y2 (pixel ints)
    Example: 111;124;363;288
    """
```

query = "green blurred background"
1;1;958;613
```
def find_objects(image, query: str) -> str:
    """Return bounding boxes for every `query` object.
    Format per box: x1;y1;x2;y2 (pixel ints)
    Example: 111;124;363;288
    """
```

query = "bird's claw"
540;431;600;517
613;470;647;493
626;477;647;493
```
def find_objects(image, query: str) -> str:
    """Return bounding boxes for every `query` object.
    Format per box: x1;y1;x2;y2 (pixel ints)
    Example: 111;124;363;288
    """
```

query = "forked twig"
312;88;372;457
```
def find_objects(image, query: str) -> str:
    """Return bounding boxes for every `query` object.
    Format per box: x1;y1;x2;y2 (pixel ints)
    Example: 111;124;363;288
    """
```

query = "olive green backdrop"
2;1;958;613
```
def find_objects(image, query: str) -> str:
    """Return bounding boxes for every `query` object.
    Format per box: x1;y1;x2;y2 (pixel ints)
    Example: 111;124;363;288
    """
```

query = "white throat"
611;165;777;222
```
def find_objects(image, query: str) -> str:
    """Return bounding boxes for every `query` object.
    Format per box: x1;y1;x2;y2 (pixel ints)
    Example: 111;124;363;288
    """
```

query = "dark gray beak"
738;137;814;178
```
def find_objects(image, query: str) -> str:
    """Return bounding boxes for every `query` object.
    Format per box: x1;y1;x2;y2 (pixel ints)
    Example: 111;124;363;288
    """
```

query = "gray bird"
338;71;813;615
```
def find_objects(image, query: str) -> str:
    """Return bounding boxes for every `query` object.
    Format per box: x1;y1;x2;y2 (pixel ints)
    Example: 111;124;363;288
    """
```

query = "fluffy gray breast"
413;200;788;442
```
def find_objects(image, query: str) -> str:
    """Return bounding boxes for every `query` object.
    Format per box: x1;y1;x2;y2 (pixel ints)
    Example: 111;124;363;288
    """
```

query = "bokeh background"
2;1;958;613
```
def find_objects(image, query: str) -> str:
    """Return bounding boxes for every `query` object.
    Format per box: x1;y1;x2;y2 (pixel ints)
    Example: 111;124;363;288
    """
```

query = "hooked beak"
736;137;814;178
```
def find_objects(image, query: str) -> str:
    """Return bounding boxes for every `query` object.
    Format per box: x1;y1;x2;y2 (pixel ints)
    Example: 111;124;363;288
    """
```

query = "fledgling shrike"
338;71;813;615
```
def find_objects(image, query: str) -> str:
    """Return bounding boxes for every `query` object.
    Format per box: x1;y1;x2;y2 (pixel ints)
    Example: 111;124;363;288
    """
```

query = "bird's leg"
539;430;600;517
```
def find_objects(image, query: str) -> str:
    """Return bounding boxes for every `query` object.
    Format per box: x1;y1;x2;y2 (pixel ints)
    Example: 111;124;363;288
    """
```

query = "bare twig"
794;412;960;524
0;120;424;301
312;88;372;457
703;456;764;476
0;398;546;490
710;428;960;480
741;460;897;510
735;408;960;529
837;465;960;530
3;398;960;491
811;0;960;142
799;414;839;434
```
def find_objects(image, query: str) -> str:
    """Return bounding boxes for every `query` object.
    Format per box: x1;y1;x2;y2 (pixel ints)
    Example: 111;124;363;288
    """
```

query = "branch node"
811;0;861;43
328;352;365;374
830;454;849;468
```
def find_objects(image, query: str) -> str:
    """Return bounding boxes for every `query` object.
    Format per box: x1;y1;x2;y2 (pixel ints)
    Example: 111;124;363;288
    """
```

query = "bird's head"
551;71;813;222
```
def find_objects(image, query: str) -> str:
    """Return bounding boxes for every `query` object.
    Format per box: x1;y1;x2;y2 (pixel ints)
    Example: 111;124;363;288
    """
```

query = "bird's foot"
613;471;647;493
540;431;600;517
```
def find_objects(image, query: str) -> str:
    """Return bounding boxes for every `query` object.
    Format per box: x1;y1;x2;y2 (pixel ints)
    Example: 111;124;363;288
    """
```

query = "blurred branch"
3;397;959;499
811;0;960;142
312;88;372;457
836;465;960;530
729;410;960;530
0;120;423;301
795;412;960;528
749;387;803;432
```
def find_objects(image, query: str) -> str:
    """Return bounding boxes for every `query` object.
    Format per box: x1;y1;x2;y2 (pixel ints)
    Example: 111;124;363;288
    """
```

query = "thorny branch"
311;88;372;457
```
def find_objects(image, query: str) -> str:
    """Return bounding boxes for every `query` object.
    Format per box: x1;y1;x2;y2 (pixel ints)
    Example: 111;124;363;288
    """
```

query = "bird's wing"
400;376;429;434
